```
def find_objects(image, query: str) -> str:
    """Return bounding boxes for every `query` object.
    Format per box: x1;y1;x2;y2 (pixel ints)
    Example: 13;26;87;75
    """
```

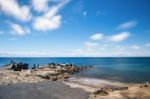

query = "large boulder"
11;63;29;71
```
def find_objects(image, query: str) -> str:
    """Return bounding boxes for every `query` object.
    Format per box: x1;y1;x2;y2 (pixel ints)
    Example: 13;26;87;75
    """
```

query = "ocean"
0;57;150;83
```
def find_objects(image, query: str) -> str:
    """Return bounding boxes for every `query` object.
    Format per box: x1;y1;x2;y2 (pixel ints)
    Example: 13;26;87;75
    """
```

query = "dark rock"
140;82;149;88
111;87;128;90
93;89;109;96
11;62;29;71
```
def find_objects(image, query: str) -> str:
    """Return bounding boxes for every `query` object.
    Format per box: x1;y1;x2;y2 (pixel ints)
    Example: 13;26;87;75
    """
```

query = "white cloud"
33;15;61;31
73;31;131;56
117;21;137;30
109;32;130;42
72;43;150;57
90;32;129;42
90;33;104;41
71;31;150;57
145;43;150;47
33;0;69;31
85;42;99;47
0;0;31;21
32;0;49;13
11;23;30;36
131;45;140;50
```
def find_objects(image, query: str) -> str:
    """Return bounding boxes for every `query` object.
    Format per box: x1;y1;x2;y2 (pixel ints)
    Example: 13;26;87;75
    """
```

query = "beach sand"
65;77;150;99
0;66;150;99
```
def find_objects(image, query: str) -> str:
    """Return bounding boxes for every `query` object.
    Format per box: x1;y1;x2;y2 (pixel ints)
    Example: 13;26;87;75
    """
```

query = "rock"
144;82;149;87
111;86;128;90
63;74;70;82
140;82;149;88
32;64;36;69
0;62;92;85
11;62;29;71
51;76;58;81
93;89;109;96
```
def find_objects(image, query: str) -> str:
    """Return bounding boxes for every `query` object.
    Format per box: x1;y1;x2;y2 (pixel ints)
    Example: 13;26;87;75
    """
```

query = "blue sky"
0;0;150;57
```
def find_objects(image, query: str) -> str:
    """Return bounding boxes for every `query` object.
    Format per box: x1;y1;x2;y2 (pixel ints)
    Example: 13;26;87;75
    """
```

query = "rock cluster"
31;63;91;81
140;82;149;88
0;62;92;85
92;86;128;97
0;70;45;85
93;89;109;96
12;62;28;71
7;61;29;71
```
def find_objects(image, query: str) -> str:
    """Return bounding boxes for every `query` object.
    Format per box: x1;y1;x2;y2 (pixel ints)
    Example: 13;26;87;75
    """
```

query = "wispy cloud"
145;43;150;47
85;41;99;47
72;43;150;57
89;33;104;41
90;32;130;42
32;0;49;13
117;21;137;30
131;45;140;50
10;23;30;36
0;0;32;21
109;32;130;42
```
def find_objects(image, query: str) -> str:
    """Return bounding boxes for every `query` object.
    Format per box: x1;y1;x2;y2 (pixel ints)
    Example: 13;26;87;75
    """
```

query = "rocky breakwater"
31;63;92;81
0;62;92;85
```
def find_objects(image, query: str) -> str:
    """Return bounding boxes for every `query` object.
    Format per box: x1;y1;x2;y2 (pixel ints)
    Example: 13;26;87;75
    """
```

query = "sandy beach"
0;63;150;99
65;77;150;99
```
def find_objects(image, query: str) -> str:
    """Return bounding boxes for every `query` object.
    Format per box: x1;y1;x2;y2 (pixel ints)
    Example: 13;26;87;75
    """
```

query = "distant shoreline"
0;56;150;58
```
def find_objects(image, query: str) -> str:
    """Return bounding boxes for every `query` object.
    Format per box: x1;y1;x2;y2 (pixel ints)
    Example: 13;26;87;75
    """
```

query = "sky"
0;0;150;57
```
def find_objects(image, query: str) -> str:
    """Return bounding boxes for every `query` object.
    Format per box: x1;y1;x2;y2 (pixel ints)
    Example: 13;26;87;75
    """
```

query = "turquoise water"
0;57;150;83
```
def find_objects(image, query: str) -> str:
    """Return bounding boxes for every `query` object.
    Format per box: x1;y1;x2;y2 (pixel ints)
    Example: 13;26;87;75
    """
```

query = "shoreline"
64;77;150;99
64;77;127;92
0;63;150;99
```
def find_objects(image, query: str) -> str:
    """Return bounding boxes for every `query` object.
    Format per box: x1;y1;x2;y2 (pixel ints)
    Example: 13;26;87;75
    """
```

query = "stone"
93;89;109;96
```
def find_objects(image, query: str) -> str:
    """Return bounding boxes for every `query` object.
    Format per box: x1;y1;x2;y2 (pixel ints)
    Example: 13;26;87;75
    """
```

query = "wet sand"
65;77;150;99
65;77;126;92
0;80;89;99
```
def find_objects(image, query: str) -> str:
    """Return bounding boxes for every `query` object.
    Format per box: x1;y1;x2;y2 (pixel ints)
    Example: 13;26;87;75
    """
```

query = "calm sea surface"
0;57;150;83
